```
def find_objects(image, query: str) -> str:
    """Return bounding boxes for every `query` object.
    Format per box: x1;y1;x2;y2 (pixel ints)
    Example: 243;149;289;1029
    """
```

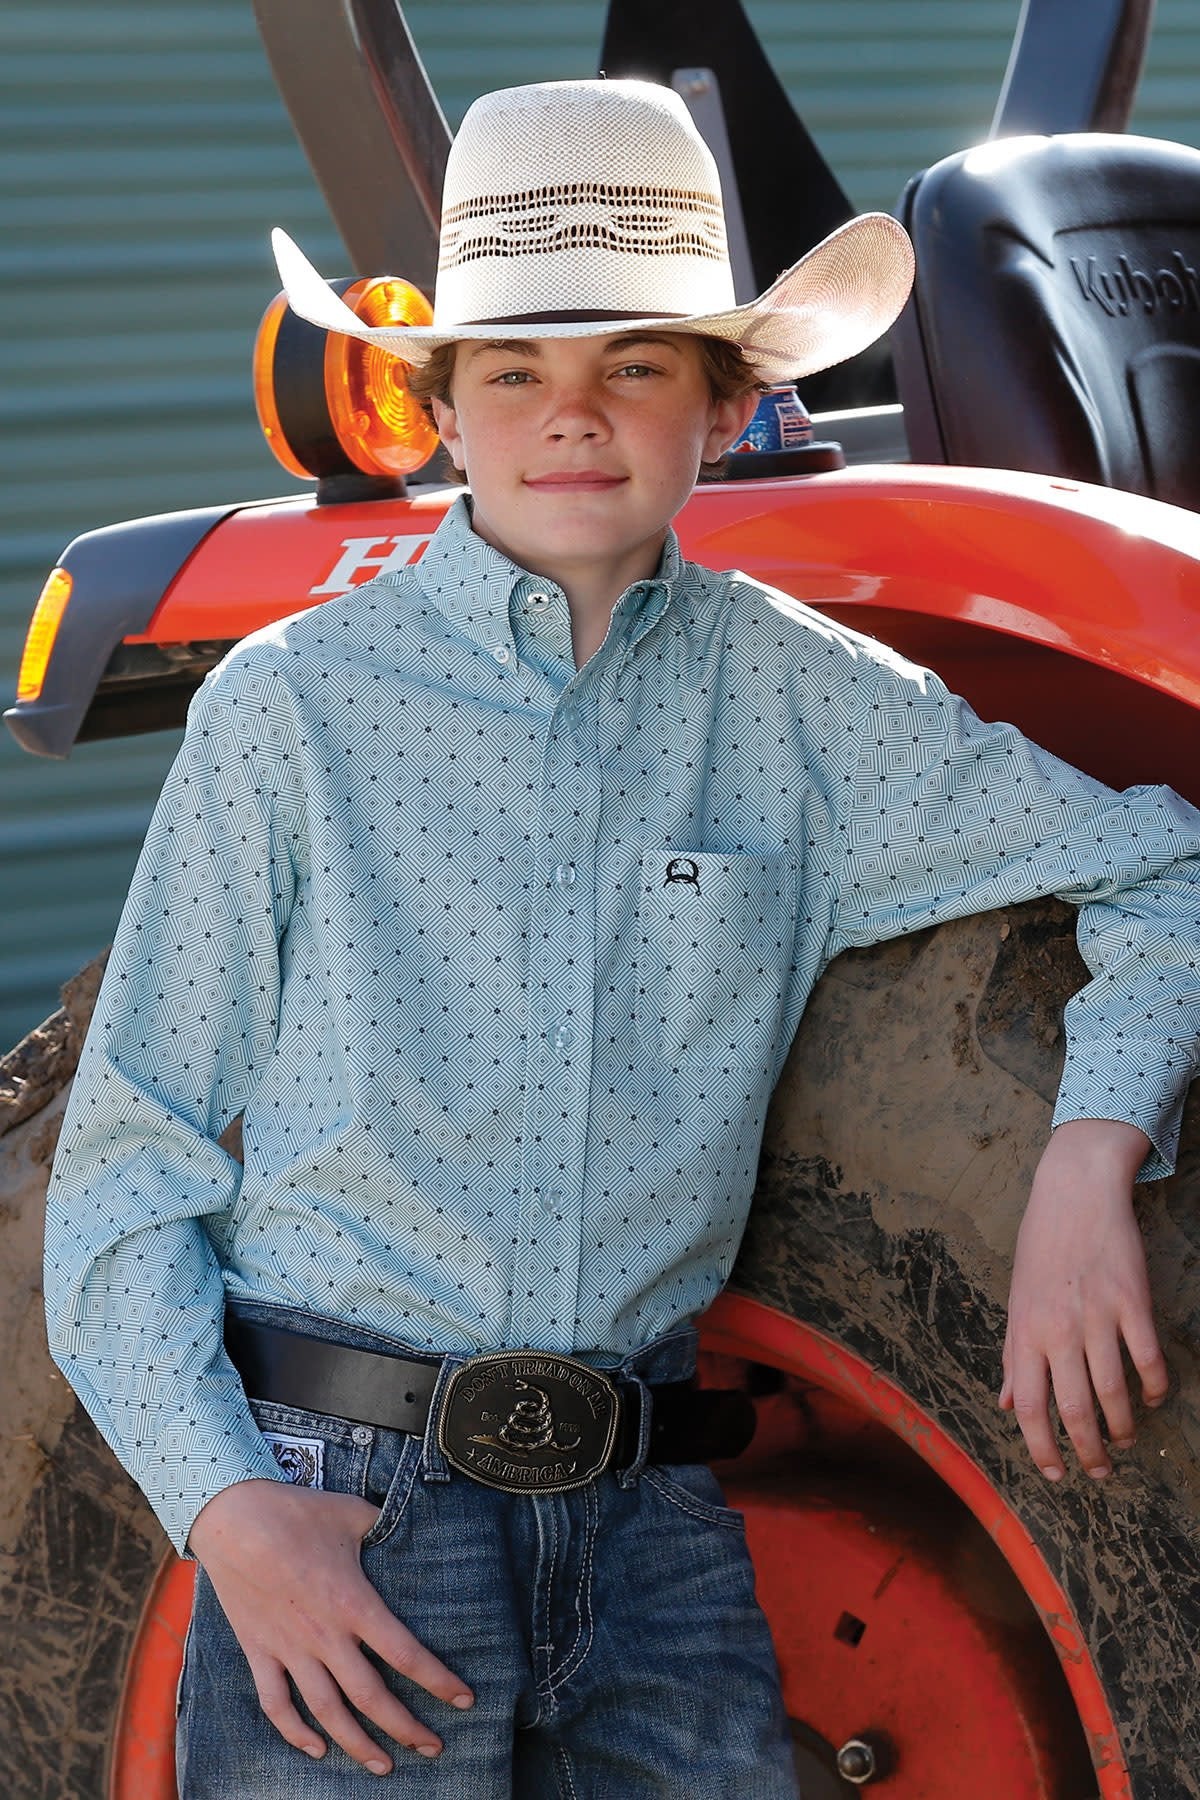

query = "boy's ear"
431;396;466;472
705;390;760;463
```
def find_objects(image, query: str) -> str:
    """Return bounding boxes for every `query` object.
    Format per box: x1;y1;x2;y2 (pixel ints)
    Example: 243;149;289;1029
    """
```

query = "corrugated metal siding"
1133;0;1200;146
0;3;337;1049
749;1;1019;212
4;0;1200;1050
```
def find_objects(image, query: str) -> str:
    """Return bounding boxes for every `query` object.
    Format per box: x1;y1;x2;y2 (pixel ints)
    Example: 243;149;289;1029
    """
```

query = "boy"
45;79;1200;1797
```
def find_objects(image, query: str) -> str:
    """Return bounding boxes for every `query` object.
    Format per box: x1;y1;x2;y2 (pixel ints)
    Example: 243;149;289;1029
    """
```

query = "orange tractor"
3;3;1199;1796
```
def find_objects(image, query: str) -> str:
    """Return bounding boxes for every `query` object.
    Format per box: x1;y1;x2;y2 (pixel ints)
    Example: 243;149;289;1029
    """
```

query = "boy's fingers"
1123;1315;1170;1407
324;1649;446;1760
249;1657;326;1760
245;1610;454;1769
1083;1333;1135;1451
1048;1346;1110;1478
359;1590;474;1709
998;1320;1014;1410
1008;1353;1064;1479
290;1656;414;1773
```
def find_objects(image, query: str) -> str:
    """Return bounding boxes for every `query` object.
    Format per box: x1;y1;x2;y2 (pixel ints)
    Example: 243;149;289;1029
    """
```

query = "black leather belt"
225;1313;755;1495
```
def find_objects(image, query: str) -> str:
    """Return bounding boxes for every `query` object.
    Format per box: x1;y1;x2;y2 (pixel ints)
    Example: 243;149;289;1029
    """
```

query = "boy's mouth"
524;471;627;492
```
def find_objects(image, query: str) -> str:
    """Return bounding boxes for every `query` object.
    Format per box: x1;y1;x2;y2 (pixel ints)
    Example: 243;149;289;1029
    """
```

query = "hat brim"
271;214;914;387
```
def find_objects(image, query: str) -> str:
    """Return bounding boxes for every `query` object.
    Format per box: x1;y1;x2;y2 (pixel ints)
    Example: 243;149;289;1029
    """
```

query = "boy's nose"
544;388;610;438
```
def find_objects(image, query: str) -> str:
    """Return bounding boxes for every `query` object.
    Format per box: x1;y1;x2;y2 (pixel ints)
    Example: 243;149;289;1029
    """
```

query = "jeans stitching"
547;1482;596;1696
616;1375;650;1489
530;1494;556;1722
555;1743;581;1800
360;1435;423;1549
643;1466;745;1530
546;1495;581;1691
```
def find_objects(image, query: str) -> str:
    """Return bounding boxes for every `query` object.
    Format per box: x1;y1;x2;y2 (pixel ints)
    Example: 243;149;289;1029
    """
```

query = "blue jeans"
176;1305;799;1798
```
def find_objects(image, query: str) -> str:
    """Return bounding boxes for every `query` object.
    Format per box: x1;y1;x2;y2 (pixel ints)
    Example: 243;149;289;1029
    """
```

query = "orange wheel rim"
703;1291;1130;1799
109;1552;194;1800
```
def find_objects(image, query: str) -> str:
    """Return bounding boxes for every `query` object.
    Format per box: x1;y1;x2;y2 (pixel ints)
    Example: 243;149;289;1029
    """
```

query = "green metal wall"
3;1;1198;1050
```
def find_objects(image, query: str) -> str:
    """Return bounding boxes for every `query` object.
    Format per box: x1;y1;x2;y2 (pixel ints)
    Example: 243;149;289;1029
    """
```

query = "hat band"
455;308;691;326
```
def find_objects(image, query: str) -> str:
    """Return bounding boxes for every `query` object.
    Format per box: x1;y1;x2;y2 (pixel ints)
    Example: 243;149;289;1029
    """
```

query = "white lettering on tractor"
309;534;431;597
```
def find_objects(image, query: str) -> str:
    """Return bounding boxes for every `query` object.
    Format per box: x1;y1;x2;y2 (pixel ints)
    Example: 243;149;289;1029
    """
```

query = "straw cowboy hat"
272;77;914;385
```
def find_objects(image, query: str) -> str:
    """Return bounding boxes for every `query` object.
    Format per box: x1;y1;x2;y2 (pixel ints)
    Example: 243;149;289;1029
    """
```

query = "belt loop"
420;1356;462;1483
615;1376;652;1489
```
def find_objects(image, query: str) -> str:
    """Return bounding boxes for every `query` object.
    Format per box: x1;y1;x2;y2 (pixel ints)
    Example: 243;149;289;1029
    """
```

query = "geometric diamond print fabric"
44;495;1200;1550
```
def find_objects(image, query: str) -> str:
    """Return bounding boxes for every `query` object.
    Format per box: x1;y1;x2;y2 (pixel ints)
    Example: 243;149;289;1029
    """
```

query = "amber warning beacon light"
253;275;440;491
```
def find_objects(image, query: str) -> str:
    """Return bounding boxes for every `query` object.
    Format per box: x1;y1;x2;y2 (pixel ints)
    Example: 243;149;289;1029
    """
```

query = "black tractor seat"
892;132;1200;513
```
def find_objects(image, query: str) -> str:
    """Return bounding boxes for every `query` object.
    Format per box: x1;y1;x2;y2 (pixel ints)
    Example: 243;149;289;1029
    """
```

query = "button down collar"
411;496;682;662
407;496;525;658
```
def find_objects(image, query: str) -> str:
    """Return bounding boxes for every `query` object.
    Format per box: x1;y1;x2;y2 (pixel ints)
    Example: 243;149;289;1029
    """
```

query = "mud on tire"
0;955;168;1800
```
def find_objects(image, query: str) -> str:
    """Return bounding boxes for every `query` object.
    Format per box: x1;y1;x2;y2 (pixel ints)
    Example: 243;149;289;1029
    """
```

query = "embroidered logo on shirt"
262;1432;325;1489
663;857;701;892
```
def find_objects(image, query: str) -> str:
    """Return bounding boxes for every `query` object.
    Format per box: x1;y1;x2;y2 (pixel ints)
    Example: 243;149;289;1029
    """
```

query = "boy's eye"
492;369;534;385
614;362;656;378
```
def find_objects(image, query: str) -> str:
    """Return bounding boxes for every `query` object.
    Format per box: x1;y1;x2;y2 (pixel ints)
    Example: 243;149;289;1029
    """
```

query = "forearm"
1054;846;1200;1179
833;668;1200;1182
44;1208;285;1550
44;663;302;1546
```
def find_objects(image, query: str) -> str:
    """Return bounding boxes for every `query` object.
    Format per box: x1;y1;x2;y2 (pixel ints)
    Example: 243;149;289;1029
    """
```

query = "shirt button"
528;590;550;611
351;1425;373;1447
554;1022;575;1053
540;1188;562;1212
491;644;511;665
553;863;577;889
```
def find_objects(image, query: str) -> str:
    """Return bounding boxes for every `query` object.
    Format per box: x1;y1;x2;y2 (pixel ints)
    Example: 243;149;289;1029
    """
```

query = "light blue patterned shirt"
45;496;1200;1549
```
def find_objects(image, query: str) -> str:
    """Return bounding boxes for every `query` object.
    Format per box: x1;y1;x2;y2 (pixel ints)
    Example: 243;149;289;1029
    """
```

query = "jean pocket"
643;1462;746;1531
360;1432;425;1550
248;1397;373;1501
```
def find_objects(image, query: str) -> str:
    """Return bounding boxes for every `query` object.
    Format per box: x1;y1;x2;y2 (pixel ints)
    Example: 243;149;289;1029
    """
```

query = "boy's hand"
1000;1119;1170;1481
187;1478;474;1774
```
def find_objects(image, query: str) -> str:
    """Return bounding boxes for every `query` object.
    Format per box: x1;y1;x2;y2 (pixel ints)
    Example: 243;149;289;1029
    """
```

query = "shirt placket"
511;657;603;1351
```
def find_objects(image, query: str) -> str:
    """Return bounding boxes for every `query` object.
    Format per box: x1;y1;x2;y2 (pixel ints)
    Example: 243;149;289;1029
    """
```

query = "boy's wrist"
1047;1117;1154;1180
186;1475;290;1561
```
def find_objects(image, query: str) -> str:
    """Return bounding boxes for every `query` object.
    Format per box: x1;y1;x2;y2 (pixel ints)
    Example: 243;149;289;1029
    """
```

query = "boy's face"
431;333;756;598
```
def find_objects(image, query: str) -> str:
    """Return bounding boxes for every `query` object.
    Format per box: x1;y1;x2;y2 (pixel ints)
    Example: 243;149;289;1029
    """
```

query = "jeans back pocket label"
262;1431;325;1489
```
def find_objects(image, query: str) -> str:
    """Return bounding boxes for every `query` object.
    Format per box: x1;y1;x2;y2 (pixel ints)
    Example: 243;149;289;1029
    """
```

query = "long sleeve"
44;656;304;1551
829;658;1200;1179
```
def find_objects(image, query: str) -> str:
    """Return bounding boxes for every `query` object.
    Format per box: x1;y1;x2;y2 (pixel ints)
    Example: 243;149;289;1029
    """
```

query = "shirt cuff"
140;1413;290;1558
1053;1036;1195;1181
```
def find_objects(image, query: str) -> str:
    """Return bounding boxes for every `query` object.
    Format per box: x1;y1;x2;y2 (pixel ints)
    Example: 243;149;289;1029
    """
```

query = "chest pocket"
632;850;798;1077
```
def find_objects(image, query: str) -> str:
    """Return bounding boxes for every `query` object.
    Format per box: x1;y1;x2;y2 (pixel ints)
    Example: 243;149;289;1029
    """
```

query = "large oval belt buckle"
438;1351;620;1493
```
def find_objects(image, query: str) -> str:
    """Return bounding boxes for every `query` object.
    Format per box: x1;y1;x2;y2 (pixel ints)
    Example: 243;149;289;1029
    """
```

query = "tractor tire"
729;897;1200;1800
0;954;169;1800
